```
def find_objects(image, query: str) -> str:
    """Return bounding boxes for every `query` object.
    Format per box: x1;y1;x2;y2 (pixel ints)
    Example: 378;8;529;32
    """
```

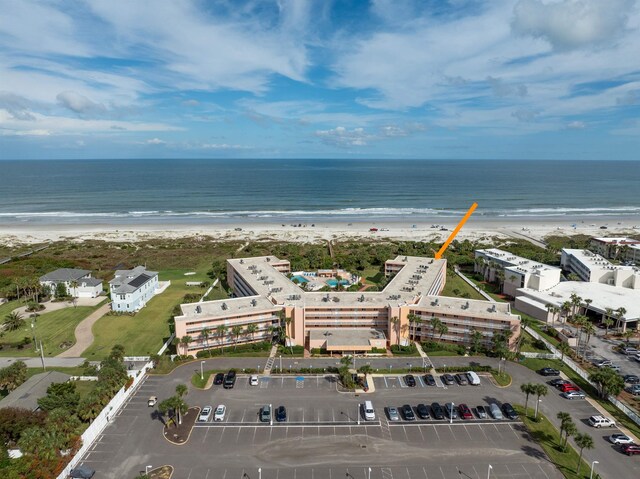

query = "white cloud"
145;138;166;145
567;120;586;129
200;143;251;150
57;91;106;115
511;0;634;50
487;77;527;98
315;126;371;147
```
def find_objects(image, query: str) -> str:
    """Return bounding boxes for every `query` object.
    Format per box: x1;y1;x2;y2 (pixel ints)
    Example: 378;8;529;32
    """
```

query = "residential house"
109;266;159;312
39;268;103;298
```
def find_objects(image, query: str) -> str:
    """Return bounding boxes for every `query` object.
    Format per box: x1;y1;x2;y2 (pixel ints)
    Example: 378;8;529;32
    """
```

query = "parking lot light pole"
270;404;273;426
259;467;262;479
590;460;599;479
357;403;360;425
450;402;454;424
368;467;371;479
487;464;492;479
145;465;152;474
535;399;542;420
279;355;282;372
200;361;205;381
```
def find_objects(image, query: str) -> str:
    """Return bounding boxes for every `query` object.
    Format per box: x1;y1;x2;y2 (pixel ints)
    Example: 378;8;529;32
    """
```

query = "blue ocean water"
0;159;639;225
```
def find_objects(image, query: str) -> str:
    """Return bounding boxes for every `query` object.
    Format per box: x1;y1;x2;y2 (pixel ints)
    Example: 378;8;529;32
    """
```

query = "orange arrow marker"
434;202;478;259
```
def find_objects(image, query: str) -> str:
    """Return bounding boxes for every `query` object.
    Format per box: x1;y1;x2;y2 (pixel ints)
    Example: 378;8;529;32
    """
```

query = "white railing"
520;352;556;359
69;376;99;381
123;356;151;362
56;362;153;479
157;332;175;356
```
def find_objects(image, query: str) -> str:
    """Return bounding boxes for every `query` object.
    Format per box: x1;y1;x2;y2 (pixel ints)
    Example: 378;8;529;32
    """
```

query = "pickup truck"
148;396;157;407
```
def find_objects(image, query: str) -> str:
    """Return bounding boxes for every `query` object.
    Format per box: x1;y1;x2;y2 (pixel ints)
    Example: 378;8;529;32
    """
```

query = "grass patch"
440;270;485;300
515;406;594;479
525;319;561;347
491;370;511;386
0;299;24;318
424;350;460;356
520;330;550;353
0;303;105;357
83;268;217;359
73;380;98;399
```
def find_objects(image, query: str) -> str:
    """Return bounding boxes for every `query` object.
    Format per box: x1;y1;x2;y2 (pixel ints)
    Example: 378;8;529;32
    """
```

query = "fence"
524;326;640;427
158;332;175;356
520;352;556;359
56;361;153;479
123;356;151;362
69;376;98;381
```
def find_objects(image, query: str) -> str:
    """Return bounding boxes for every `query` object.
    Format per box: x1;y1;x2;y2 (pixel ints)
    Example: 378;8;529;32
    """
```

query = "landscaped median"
515;405;597;479
163;407;199;445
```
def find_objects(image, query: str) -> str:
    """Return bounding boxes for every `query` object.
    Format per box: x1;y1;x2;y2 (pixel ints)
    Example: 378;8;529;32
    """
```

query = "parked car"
276;405;287;422
466;371;481;385
387;407;400;421
538;367;560;376
404;374;417;387
625;384;640;395
250;375;259;386
502;403;518;420
441;374;455;385
260;405;271;422
445;403;458;419
559;383;579;393
621;444;640;455
363;401;376;421
605;364;621;372
561;391;586;399
223;370;237;389
69;466;95;478
594;359;612;368
609;433;634;444
623;375;639;384
424;374;436;386
401;404;416;421
550;378;571;388
454;373;468;386
199;406;213;422
588;415;616;428
416;403;430;419
475;405;487;419
621;347;639;356
214;404;226;421
431;402;445;420
489;403;503;420
147;396;157;407
214;373;225;385
458;404;473;420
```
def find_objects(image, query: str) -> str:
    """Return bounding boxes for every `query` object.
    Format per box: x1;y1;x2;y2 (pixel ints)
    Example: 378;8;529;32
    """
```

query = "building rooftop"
593;237;640;245
0;371;71;411
563;249;633;271
519;281;640;321
109;266;158;294
80;277;102;287
179;295;279;319
309;328;386;350
39;268;91;282
416;295;512;317
477;248;560;275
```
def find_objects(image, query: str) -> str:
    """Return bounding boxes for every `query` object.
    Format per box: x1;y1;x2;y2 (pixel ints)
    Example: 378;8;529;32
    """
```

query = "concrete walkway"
453;266;495;302
57;303;111;358
11;296;104;316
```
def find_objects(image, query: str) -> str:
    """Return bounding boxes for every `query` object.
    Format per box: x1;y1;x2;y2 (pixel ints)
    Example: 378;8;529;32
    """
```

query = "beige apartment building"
174;254;521;356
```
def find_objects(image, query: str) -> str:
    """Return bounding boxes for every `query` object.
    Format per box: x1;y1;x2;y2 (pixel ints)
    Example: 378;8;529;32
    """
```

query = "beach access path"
57;302;111;358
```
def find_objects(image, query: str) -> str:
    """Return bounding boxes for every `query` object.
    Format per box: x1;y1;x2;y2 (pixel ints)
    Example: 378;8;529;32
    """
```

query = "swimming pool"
326;279;350;287
292;275;308;283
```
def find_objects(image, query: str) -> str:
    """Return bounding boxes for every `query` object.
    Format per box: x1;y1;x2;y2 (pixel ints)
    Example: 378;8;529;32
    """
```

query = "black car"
431;402;445;420
276;405;287;422
550;378;570;388
424;374;436;386
214;372;225;385
502;403;518;420
70;466;95;479
223;370;237;389
623;375;640;384
454;373;468;385
401;404;415;420
404;374;416;387
538;367;560;377
416;403;430;419
441;374;455;385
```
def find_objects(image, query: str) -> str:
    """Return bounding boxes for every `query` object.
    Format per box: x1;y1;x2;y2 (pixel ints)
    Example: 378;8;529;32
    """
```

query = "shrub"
390;344;417;355
278;345;304;355
370;347;387;354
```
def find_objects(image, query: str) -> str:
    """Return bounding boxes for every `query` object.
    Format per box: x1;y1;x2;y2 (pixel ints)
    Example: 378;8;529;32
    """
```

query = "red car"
621;444;640;456
559;383;579;393
458;403;474;420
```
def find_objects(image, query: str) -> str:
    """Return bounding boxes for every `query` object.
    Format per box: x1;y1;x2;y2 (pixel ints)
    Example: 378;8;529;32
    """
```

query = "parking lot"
79;370;566;479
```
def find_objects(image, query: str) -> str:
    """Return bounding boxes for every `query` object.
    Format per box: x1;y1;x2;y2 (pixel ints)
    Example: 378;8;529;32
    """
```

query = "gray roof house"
0;371;71;411
109;266;160;312
39;268;91;283
39;268;103;298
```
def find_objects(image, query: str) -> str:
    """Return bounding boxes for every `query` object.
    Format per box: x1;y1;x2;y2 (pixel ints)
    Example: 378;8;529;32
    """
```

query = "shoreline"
1;216;639;247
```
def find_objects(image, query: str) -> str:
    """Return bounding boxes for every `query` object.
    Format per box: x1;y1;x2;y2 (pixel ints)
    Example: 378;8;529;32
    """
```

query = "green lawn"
520;330;550;353
440;270;485;300
0;304;104;357
0;299;24;318
83;268;219;359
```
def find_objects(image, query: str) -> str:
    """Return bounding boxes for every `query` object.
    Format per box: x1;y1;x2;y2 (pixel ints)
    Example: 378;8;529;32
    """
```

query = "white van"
364;401;376;421
466;371;481;386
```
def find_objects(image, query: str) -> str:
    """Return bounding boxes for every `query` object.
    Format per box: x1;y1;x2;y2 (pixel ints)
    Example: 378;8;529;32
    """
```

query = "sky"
0;0;639;160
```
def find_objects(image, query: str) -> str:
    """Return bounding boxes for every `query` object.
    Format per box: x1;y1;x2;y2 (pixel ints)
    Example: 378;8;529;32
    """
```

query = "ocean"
0;159;639;225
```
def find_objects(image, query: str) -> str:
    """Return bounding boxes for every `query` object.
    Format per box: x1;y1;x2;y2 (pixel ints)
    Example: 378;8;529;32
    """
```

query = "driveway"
57;302;111;358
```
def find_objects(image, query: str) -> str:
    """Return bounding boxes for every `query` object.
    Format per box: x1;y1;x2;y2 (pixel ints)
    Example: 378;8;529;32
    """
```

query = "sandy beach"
1;216;638;247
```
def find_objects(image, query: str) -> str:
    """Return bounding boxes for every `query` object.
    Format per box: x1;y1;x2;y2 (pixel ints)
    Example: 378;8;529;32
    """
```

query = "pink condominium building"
174;255;521;356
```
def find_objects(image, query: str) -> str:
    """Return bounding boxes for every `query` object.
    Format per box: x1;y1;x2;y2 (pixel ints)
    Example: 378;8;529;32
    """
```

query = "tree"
0;407;46;444
231;325;243;350
574;432;594;474
520;383;535;415
429;317;441;341
582;322;596;357
0;361;27;392
390;316;400;345
589;367;625;398
109;344;126;362
622;329;634;346
55;282;68;298
216;325;228;353
246;323;258;342
615;307;627;331
563;421;578;452
603;308;614;336
407;313;418;340
70;280;79;308
470;329;483;354
18;408;82;461
533;384;548;419
37;382;80;412
557;411;571;448
557;341;571;361
3;312;24;331
179;335;192;356
437;322;448;343
200;327;210;349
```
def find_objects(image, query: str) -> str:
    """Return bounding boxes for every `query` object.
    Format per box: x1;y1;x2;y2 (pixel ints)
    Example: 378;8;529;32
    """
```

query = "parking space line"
384;377;389;388
417;376;425;387
218;427;226;442
398;376;407;388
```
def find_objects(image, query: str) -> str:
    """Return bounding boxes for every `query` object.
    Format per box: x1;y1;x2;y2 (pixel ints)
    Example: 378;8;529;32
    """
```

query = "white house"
39;268;103;298
109;266;159;312
561;249;640;289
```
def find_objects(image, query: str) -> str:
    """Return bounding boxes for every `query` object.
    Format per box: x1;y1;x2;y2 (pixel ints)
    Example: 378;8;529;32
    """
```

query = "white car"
198;406;212;422
250;375;259;386
214;404;226;421
610;434;634;445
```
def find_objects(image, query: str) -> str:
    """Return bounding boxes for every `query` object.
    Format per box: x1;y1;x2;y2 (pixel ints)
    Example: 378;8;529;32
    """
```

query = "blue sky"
1;0;639;160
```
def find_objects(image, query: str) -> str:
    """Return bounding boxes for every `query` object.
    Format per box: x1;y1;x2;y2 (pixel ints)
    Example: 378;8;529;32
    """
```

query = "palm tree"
563;421;578;452
569;293;582;320
284;316;293;353
574;433;594;474
557;341;571;361
557;411;571;448
246;323;258;342
602;316;614;337
615;307;627;332
520;383;535;415
178;335;192;356
583;298;592;315
3;311;25;331
437;323;448;343
201;327;210;349
533;384;548;419
470;329;483;354
216;324;228;353
582;322;596;358
407;313;418;340
231;325;243;351
390;316;400;345
429;317;442;341
70;280;79;308
573;314;587;358
589;367;625;398
560;301;572;324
